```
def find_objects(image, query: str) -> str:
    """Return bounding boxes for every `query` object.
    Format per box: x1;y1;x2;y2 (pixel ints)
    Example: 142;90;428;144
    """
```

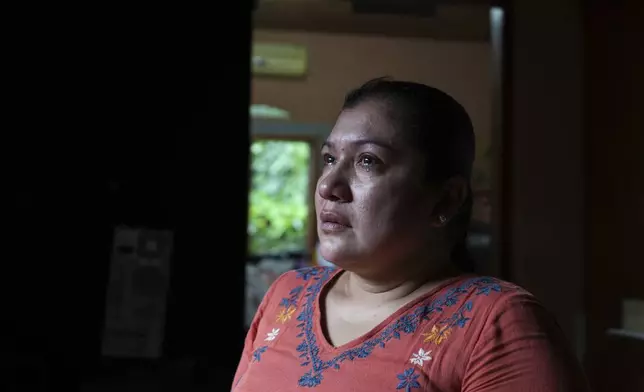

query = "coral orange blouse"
233;267;588;392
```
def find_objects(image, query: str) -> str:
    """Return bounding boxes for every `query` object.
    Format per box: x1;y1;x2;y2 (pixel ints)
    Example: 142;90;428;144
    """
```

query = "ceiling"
253;0;492;41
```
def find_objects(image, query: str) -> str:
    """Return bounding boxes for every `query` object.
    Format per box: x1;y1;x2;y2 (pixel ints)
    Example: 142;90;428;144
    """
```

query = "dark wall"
585;1;644;390
6;5;252;390
507;0;644;389
508;0;585;353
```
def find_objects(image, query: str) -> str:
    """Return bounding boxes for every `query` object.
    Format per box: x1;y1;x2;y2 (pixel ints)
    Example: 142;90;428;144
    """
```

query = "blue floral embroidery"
477;282;502;296
280;285;304;309
252;346;268;362
396;368;421;391
299;370;324;387
297;268;321;281
438;300;474;329
290;268;505;388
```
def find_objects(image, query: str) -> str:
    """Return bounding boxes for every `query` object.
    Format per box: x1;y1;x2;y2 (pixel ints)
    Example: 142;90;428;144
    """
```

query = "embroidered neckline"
290;267;502;388
313;270;469;352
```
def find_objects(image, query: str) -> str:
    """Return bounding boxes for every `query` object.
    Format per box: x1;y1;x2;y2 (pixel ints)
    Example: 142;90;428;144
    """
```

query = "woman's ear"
429;176;469;227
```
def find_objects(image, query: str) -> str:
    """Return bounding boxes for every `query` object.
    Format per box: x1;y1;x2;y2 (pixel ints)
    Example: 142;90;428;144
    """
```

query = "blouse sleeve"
231;272;287;389
462;292;590;392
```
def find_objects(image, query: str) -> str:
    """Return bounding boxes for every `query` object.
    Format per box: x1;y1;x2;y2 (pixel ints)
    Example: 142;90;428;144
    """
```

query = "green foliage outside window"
248;140;311;255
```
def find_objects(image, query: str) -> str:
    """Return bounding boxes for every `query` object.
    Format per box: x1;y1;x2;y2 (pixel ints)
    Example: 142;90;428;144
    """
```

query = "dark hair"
342;77;476;272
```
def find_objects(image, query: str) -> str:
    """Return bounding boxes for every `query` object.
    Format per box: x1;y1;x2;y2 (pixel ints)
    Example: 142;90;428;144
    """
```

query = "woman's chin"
319;244;362;269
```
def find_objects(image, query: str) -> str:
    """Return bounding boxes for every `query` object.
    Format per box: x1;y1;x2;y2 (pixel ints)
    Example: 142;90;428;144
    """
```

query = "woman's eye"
323;153;335;166
358;155;380;169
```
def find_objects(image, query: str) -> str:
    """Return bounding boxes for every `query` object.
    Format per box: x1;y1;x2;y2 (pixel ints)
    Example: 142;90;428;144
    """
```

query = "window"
247;138;315;256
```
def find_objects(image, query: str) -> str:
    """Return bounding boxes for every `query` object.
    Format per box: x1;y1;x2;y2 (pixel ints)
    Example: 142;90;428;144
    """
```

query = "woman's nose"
317;168;352;203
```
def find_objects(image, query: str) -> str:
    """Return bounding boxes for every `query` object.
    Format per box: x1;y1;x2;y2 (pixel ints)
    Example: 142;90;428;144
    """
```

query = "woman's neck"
339;254;460;305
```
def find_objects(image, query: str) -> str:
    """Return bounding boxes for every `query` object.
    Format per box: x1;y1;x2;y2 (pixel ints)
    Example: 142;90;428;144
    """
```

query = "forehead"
327;102;404;147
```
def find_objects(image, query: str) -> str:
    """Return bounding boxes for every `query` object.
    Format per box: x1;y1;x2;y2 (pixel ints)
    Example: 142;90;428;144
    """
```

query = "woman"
233;78;588;391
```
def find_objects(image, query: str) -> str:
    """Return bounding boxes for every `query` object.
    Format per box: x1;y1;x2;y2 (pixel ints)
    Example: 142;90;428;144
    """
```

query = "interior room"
6;0;642;391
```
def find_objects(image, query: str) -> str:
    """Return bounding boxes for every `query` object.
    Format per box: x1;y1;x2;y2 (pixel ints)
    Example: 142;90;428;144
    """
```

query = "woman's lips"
319;210;351;233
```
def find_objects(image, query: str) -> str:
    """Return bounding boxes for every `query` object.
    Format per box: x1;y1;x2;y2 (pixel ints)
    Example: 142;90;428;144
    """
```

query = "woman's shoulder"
420;276;571;362
461;275;564;335
262;266;336;304
425;275;552;335
433;275;569;353
440;274;536;301
446;276;589;391
270;265;336;289
438;275;545;314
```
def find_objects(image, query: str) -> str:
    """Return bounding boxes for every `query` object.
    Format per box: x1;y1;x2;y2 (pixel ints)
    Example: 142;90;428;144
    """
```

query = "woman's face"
315;101;441;271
